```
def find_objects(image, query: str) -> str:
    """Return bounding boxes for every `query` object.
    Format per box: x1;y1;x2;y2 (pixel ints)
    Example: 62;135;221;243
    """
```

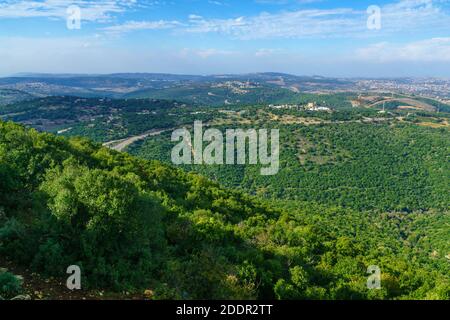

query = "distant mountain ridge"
1;73;449;108
0;72;354;101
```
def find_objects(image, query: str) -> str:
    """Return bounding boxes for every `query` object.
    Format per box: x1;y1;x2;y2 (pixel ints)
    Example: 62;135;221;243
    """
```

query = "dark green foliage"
0;97;207;142
0;272;22;299
0;88;34;106
134;118;449;212
0;119;448;300
124;84;296;106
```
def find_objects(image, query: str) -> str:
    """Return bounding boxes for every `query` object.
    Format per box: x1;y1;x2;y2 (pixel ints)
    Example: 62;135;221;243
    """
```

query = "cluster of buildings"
269;102;331;111
356;79;450;100
211;81;260;95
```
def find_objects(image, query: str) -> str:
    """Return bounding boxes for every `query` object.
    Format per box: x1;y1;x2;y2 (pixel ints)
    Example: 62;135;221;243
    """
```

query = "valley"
0;73;449;300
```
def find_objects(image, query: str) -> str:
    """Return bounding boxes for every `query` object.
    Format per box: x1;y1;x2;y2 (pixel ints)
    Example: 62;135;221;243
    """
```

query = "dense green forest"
0;94;355;144
0;89;34;106
130;112;449;212
1;120;448;299
124;85;355;108
0;96;214;142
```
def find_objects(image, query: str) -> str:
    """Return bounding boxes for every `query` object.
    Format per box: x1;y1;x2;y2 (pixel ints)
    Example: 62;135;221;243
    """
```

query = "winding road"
103;128;170;152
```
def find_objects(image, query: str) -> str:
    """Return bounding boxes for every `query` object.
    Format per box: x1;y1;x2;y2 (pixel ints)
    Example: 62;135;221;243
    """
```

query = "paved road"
103;128;170;152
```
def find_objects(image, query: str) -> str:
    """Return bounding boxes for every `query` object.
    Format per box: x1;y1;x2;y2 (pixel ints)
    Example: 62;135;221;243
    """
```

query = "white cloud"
0;0;139;22
0;36;107;74
102;20;182;33
182;0;450;39
254;0;324;4
0;36;242;76
2;0;449;40
255;48;283;57
380;0;449;32
184;8;362;39
356;37;450;62
188;14;203;20
2;35;450;77
180;48;237;59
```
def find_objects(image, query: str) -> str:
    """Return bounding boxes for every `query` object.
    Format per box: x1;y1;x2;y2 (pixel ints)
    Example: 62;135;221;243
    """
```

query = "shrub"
0;272;22;299
0;218;38;265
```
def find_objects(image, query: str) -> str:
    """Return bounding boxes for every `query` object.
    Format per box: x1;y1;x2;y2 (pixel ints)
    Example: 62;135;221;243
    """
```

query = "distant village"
269;102;331;111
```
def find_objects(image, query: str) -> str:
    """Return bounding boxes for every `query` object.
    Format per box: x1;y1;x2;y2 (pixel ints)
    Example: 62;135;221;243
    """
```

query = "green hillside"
0;89;35;106
124;83;355;108
1;120;448;300
124;84;297;106
130;109;450;212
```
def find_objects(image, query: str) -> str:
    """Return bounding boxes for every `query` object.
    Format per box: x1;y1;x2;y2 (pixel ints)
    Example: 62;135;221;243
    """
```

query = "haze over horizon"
1;0;450;77
3;71;450;80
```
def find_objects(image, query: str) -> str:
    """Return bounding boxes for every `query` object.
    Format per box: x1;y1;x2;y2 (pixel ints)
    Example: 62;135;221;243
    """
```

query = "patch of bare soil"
0;257;147;300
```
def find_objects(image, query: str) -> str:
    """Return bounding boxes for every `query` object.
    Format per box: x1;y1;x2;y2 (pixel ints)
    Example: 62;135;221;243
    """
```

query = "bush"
31;239;69;276
0;218;38;265
0;272;22;299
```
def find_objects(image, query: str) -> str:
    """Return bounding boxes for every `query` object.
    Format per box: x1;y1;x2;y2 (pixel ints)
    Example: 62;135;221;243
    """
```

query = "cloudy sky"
0;0;450;77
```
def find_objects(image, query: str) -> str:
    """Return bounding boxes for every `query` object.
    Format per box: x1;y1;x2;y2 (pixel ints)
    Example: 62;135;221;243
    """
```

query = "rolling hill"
1;119;448;300
0;89;35;106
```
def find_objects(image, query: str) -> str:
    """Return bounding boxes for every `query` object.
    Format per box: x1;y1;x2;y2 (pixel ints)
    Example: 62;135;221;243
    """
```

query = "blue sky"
0;0;450;77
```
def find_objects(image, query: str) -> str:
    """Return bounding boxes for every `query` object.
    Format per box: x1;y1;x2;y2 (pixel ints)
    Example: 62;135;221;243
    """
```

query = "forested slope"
132;120;449;212
0;120;448;299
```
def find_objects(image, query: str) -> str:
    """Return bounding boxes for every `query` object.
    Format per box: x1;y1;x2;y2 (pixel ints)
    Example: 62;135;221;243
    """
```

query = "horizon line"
1;72;448;80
